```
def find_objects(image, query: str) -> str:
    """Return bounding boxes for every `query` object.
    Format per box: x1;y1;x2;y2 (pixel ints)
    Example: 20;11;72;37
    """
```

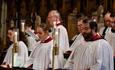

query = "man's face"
111;17;115;29
77;20;83;33
104;13;111;27
104;16;112;27
80;22;92;39
104;19;111;27
47;12;56;26
79;22;91;34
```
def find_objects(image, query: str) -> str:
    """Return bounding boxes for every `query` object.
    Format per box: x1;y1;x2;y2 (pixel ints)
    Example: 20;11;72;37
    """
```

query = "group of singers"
0;10;115;70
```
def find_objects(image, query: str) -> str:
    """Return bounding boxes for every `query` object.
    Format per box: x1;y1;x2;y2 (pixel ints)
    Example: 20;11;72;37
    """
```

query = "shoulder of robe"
98;39;112;48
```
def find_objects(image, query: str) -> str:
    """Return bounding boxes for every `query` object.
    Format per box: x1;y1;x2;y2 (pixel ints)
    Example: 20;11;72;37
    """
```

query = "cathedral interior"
0;0;115;66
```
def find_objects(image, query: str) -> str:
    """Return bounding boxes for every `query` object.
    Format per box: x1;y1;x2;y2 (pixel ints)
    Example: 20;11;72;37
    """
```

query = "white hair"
49;10;61;18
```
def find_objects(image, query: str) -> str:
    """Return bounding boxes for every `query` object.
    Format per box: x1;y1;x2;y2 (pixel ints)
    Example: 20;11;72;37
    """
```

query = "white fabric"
99;27;111;35
24;39;53;70
27;36;37;52
70;33;84;51
26;29;39;41
105;28;115;55
71;34;78;41
3;41;28;68
58;25;70;52
52;25;70;68
64;39;113;70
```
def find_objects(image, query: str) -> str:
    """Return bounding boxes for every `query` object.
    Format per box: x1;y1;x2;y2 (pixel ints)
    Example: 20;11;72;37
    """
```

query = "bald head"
104;12;112;27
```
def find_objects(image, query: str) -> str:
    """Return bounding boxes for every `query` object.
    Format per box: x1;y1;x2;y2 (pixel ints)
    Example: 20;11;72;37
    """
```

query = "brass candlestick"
52;22;60;70
12;30;19;68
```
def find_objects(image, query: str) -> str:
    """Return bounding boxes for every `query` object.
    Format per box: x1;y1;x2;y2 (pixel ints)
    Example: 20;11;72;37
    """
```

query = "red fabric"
91;33;103;41
41;37;52;43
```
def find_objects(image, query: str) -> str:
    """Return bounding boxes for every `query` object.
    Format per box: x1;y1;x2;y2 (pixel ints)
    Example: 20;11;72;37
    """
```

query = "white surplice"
99;27;111;36
64;39;113;70
24;37;53;70
26;36;37;52
105;28;115;55
3;41;28;68
70;33;84;51
25;30;38;52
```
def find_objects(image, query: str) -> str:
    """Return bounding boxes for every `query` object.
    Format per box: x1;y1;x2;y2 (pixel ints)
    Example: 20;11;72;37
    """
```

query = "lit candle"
14;31;18;43
13;53;18;67
21;22;25;32
55;30;58;43
93;19;97;22
55;29;59;55
53;21;56;28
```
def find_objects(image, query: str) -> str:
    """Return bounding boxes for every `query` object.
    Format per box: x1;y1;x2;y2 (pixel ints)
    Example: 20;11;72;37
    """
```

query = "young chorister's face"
35;27;46;39
7;30;15;40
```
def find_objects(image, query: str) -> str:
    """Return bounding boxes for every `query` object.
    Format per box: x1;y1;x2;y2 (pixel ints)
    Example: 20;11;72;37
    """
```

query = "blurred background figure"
1;27;28;68
104;13;115;65
99;12;112;38
24;19;38;55
47;10;70;69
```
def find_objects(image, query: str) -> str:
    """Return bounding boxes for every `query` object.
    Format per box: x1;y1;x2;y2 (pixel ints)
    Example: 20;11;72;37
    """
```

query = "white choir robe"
25;29;39;42
27;36;37;52
99;27;111;36
70;33;84;51
105;28;115;56
54;25;70;68
24;39;53;70
3;41;28;68
64;39;113;70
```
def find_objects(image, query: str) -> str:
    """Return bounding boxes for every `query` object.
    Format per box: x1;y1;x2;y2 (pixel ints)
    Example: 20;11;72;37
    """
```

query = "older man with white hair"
47;10;70;69
104;13;115;65
99;12;112;38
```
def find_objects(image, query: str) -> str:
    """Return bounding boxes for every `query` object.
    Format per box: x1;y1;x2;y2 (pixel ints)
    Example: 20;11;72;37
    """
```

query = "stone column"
0;0;7;49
